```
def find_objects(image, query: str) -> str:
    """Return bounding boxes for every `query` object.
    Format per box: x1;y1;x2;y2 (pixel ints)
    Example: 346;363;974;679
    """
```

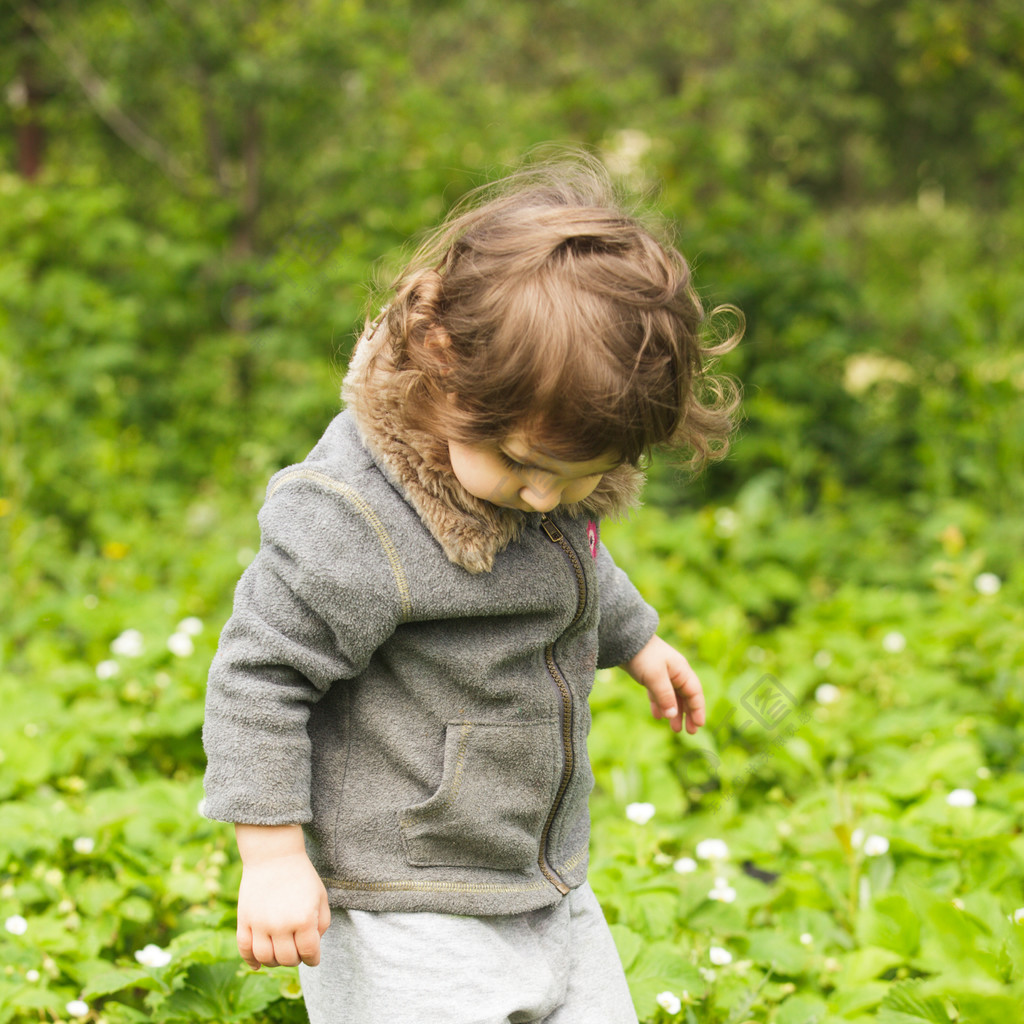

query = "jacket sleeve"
201;474;405;826
594;540;659;669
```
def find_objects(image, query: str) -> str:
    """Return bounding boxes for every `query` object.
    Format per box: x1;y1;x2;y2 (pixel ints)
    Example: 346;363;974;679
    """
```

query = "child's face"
448;433;619;513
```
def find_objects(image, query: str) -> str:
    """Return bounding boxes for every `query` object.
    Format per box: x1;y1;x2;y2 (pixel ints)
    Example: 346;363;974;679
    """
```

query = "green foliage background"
1;1;1022;1021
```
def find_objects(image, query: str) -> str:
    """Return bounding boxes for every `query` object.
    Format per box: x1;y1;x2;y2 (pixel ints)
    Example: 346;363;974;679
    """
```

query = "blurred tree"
6;0;1022;231
2;0;1022;547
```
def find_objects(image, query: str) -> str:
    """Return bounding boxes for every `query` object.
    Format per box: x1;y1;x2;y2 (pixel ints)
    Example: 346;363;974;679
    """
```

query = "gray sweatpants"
298;883;638;1024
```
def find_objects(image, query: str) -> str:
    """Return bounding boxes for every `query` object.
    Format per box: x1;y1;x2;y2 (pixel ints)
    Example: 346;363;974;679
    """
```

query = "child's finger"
271;933;304;968
295;922;323;967
237;925;261;971
249;932;275;970
667;658;706;733
643;673;681;726
318;890;331;936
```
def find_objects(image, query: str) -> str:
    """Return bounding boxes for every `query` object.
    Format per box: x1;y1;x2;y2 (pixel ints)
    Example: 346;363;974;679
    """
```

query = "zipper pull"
540;514;563;542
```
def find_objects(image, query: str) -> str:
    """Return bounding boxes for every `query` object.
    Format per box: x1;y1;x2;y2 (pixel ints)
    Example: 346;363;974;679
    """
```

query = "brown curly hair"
370;155;741;469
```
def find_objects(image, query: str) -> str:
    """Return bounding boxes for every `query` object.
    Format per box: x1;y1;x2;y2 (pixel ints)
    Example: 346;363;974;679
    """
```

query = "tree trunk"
15;30;45;180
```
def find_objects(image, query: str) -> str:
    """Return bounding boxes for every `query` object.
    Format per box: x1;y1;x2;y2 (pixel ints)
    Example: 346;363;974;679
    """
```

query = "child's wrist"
234;823;307;865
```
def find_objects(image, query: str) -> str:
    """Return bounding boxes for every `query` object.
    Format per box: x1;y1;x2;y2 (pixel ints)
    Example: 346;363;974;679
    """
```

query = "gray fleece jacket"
201;326;659;915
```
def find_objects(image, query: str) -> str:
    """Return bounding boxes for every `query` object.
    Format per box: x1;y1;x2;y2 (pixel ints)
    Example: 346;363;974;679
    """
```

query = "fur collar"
341;321;644;573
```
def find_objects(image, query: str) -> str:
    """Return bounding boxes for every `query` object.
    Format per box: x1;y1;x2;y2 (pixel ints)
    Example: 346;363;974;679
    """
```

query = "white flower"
863;835;889;857
976;766;991;779
177;616;204;635
843;353;914;395
656;991;683;1014
603;128;652;178
815;683;841;705
625;802;656;825
5;915;27;935
25;969;40;982
709;945;733;965
673;857;697;874
974;572;1001;595
714;507;738;537
699;966;716;982
708;882;736;903
135;943;173;968
1013;908;1024;925
111;629;145;657
66;999;90;1018
813;649;833;669
799;932;813;946
167;632;194;657
95;659;120;680
695;838;729;861
882;631;906;653
73;837;95;855
851;827;865;849
947;788;977;808
280;976;304;999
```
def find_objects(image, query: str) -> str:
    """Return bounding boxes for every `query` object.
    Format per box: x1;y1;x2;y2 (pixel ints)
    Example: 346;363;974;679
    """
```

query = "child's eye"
498;452;529;473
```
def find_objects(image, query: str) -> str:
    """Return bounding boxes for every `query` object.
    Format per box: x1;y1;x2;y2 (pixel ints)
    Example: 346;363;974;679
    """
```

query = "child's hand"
235;824;331;971
621;634;706;735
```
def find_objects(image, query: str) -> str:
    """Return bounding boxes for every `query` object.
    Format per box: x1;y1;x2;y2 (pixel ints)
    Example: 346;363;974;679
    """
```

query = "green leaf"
626;941;704;1017
628;890;683;938
857;893;921;957
166;928;240;964
0;984;64;1012
901;882;999;979
775;993;828;1024
828;981;890;1016
723;969;773;1024
877;981;951;1023
743;928;809;976
81;966;156;1000
158;962;280;1022
836;946;905;985
98;1004;152;1024
609;924;644;971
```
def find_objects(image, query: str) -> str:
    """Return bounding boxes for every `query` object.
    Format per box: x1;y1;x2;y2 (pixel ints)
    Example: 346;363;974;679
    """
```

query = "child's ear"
422;325;453;374
423;325;450;351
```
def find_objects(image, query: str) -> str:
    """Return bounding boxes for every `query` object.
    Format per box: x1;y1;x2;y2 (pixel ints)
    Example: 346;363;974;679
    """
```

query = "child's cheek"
563;475;602;504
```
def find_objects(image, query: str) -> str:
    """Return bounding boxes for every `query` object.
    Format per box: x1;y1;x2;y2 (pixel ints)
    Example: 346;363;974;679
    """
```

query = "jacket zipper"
537;513;587;895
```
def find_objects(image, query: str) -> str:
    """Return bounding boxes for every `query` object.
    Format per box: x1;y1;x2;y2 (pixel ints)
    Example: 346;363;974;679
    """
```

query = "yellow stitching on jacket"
555;842;588;873
321;876;550;894
268;468;413;620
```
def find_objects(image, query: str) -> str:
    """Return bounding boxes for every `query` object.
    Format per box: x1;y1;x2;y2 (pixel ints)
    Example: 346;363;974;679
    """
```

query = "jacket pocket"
398;719;562;871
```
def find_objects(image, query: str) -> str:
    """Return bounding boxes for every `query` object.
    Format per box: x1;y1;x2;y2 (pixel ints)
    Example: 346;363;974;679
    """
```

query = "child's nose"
519;477;562;512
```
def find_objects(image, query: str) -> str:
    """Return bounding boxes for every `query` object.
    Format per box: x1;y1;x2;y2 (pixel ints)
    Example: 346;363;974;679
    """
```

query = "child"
202;156;740;1023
